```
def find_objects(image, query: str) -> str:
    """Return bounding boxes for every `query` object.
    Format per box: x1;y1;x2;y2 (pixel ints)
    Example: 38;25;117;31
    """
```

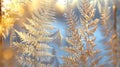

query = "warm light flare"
55;0;78;13
1;0;25;38
27;0;44;12
57;0;66;5
0;18;14;38
55;0;66;13
2;0;11;5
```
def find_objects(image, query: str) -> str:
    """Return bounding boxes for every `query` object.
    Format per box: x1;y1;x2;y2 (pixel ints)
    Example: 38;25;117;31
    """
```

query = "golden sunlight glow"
56;0;66;13
28;0;39;12
1;0;25;38
57;0;66;5
55;0;78;13
27;0;43;12
31;0;40;10
2;0;11;6
0;25;3;35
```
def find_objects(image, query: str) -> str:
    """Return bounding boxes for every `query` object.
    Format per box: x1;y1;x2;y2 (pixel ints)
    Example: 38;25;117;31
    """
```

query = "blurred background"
0;0;120;67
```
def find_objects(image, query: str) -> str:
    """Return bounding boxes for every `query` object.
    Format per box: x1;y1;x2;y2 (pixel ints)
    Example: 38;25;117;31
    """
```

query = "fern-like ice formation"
62;0;101;67
78;0;99;57
99;1;120;67
12;0;56;67
1;0;26;38
63;8;83;67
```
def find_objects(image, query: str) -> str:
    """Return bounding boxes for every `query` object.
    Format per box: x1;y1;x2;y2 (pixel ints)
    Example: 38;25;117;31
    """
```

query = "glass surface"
0;0;120;67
